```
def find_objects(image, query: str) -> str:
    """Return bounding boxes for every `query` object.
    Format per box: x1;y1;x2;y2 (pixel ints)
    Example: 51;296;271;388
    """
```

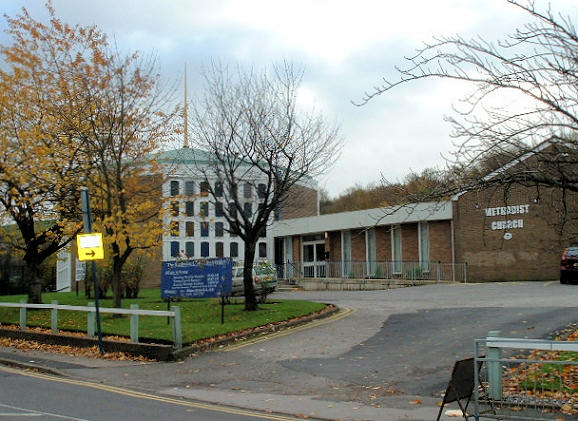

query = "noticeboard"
161;258;233;299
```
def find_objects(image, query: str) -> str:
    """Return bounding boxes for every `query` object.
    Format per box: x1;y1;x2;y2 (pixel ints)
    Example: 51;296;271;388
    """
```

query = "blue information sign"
161;258;233;299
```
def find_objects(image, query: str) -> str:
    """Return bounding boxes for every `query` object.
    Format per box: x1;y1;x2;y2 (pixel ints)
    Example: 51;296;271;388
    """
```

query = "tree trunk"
243;239;258;311
25;263;43;304
112;257;123;310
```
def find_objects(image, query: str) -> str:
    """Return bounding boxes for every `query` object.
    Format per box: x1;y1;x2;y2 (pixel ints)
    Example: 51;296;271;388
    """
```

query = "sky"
1;0;576;198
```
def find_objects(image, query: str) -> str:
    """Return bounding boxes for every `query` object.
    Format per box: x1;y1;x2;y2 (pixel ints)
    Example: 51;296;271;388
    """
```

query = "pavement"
1;281;577;421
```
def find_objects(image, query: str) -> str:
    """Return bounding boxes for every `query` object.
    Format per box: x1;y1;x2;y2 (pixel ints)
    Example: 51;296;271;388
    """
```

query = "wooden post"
130;304;139;343
51;300;58;334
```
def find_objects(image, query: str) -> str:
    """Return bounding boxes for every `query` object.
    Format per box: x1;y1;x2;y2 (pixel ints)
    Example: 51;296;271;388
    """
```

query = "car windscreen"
566;248;578;257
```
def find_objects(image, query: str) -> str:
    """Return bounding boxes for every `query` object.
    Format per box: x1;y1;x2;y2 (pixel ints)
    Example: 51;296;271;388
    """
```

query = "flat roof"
271;201;452;237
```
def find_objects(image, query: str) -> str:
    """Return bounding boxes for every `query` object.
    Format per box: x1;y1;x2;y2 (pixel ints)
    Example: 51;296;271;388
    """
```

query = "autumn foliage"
0;4;177;305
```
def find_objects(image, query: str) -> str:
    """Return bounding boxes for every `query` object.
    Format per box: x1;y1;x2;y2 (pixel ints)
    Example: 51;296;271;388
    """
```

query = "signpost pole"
80;187;104;355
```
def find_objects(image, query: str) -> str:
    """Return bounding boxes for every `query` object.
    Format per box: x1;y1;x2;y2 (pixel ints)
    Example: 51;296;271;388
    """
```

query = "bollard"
87;302;95;338
19;299;26;331
51;300;58;334
172;306;182;350
130;304;139;343
487;330;503;400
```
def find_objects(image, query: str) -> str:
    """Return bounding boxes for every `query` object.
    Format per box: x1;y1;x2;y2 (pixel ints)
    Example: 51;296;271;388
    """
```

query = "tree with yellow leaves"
0;4;177;306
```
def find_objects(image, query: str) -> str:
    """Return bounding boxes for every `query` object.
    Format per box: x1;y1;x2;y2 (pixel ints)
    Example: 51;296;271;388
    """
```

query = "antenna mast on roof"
183;62;189;148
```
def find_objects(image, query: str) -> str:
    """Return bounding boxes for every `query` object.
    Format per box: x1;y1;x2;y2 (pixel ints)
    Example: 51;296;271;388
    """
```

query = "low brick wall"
296;278;449;291
0;328;173;360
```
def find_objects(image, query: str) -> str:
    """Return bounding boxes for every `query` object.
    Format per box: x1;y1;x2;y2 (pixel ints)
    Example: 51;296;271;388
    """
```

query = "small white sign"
78;234;102;248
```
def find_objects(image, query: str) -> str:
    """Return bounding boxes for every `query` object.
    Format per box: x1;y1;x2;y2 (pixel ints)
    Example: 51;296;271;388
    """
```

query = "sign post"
79;187;105;355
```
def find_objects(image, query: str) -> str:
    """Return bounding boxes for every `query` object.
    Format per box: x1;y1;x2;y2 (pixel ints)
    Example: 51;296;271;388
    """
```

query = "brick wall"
402;223;419;261
327;231;342;261
281;184;318;219
453;184;578;282
376;226;392;260
429;220;452;262
351;229;366;261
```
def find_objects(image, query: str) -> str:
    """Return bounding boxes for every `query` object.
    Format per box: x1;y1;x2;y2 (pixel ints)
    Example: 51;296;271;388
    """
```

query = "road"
0;365;310;421
1;281;577;420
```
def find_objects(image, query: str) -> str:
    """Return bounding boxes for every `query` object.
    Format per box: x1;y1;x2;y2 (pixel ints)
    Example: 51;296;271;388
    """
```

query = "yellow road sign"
77;233;104;261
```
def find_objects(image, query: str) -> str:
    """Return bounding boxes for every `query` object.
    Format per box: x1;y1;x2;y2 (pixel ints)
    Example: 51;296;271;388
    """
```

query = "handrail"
0;300;182;349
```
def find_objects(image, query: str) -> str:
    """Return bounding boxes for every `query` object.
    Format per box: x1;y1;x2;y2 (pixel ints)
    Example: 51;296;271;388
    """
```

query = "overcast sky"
2;0;576;197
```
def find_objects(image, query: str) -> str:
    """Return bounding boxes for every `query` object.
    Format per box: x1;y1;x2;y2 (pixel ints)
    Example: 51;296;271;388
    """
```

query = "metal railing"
278;260;467;283
474;335;578;420
0;300;182;349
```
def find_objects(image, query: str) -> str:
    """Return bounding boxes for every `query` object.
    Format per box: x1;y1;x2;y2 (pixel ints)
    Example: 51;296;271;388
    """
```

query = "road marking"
222;307;356;352
0;403;90;420
0;366;316;421
544;281;555;286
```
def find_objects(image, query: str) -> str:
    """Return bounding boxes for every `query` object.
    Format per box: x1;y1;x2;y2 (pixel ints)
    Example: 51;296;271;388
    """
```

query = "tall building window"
342;231;351;277
257;183;267;199
258;242;267;258
170;241;180;257
200;221;209;237
259;226;266;238
392;225;402;273
228;202;237;219
228;182;237;198
243;182;252;199
243;202;252;219
229;224;237;237
200;181;210;196
170;181;179;196
201;242;209;257
215;222;224;237
185;181;194;196
215;201;224;217
185;221;194;237
185;201;194;217
215;242;224;258
170;221;179;237
230;242;238;258
214;181;223;197
419;222;430;272
367;228;376;275
200;202;209;217
185;241;194;258
170;201;179;216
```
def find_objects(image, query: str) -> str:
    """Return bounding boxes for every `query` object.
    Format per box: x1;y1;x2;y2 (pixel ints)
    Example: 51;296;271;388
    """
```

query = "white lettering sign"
483;204;530;231
484;204;530;217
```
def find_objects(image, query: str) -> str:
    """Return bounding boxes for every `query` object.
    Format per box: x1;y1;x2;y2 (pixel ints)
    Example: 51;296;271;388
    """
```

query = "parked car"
560;246;578;284
231;262;278;298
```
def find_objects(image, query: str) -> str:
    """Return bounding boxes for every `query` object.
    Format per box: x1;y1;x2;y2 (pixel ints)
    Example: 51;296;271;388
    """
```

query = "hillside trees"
188;62;341;311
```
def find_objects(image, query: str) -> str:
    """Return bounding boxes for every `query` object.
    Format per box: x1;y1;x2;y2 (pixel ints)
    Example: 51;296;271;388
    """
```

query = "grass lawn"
0;288;326;345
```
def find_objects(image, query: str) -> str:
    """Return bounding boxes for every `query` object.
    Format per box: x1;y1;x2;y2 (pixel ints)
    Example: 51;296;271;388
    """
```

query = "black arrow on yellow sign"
86;250;96;257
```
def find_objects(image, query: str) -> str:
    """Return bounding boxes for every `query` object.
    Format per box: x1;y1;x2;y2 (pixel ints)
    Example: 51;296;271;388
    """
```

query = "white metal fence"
474;336;578;420
0;300;182;349
278;260;467;283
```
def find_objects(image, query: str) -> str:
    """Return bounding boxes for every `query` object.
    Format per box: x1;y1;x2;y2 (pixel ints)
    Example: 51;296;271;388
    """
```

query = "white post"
130;304;139;343
19;299;26;331
87;302;95;338
173;306;182;350
51;300;58;334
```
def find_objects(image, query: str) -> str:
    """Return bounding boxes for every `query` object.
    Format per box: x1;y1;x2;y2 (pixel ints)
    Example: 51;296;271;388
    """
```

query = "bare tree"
359;0;578;196
188;62;341;311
